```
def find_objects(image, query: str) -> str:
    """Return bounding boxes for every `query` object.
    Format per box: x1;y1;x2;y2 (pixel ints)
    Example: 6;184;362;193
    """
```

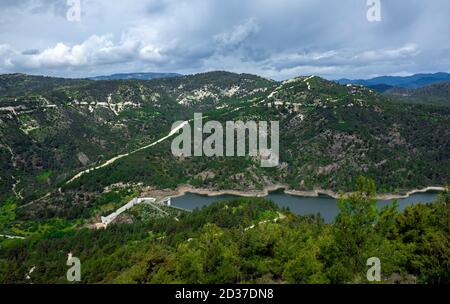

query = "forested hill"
385;82;450;107
1;179;449;284
0;71;449;207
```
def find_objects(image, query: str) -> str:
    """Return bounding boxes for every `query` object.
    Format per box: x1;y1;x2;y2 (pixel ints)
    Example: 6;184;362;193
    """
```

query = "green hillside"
1;72;449;212
385;82;450;107
1;179;449;284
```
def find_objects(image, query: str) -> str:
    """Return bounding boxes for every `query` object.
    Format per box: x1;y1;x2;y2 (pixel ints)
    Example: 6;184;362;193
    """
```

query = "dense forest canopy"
1;178;449;284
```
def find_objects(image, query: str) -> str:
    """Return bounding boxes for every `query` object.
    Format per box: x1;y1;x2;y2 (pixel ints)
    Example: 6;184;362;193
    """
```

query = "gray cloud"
0;0;67;16
21;49;40;55
0;0;449;80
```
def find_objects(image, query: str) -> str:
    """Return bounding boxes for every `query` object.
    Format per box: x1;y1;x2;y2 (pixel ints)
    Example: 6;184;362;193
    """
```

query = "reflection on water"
171;191;440;223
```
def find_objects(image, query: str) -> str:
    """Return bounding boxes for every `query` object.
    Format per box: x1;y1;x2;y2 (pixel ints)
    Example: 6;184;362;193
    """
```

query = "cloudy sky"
0;0;449;80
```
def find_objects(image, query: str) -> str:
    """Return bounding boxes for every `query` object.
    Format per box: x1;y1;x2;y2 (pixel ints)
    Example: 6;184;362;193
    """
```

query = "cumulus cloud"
214;19;260;50
4;35;139;69
0;0;449;79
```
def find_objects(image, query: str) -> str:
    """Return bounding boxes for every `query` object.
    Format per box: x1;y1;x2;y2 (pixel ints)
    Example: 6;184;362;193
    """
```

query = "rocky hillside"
0;72;274;201
0;72;449;209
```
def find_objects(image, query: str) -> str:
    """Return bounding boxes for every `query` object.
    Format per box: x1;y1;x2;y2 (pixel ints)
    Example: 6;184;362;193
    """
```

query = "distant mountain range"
337;72;450;92
89;72;182;81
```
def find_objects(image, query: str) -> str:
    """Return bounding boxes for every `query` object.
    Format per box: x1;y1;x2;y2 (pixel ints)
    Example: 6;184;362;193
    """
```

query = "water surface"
172;191;440;223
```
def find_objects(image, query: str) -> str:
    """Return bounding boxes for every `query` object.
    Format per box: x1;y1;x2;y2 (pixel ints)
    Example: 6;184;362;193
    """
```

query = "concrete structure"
161;197;171;206
0;234;25;240
95;196;192;229
101;197;156;226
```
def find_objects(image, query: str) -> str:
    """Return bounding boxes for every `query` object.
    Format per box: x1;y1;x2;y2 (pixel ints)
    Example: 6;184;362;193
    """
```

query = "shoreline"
159;185;446;201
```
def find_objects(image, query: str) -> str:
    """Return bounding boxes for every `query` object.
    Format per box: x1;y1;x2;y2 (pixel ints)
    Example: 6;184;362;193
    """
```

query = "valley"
0;71;449;284
0;71;448;221
1;0;449;289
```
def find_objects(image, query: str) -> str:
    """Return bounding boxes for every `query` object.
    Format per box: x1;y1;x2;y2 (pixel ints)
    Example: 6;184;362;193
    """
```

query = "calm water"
171;191;440;223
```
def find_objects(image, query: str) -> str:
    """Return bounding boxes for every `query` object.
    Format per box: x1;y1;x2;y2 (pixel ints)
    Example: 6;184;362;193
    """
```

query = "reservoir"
171;191;440;223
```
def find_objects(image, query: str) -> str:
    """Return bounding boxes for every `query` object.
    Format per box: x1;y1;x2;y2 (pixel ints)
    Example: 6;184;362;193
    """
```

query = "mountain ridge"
0;71;448;209
88;72;182;81
337;72;450;91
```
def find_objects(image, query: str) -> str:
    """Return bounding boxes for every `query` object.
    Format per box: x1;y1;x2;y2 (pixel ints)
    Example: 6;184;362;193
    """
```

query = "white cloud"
0;37;425;81
214;19;260;49
3;34;142;69
0;0;449;79
139;44;164;61
355;44;420;61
